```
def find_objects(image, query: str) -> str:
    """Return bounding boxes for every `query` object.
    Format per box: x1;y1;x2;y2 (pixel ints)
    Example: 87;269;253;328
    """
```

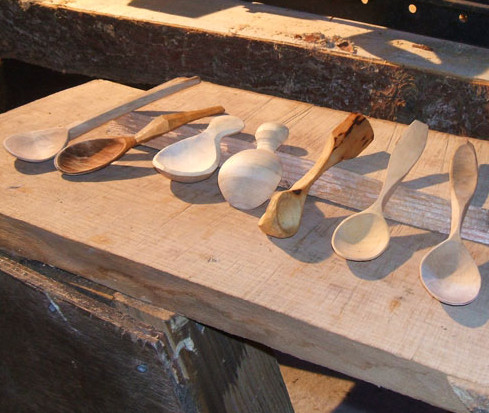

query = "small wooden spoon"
420;141;481;306
54;106;224;175
152;115;245;182
331;120;428;261
218;122;289;210
3;76;200;162
258;113;374;238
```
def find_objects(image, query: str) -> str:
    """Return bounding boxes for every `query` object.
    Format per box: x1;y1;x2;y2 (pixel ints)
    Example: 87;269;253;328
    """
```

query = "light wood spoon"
54;106;224;175
331;120;428;261
258;113;374;238
420;141;481;306
152;115;245;182
218;122;289;210
3;76;200;162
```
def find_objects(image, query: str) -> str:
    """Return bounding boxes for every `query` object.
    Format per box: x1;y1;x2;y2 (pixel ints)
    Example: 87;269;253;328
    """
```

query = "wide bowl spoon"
152;115;245;182
331;120;428;261
218;122;289;210
420;141;480;306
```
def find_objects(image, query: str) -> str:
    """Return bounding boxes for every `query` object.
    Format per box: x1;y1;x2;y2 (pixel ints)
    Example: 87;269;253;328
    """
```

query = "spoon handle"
449;141;478;238
255;122;289;152
134;106;225;144
206;115;246;143
375;120;428;208
67;76;201;139
290;113;373;193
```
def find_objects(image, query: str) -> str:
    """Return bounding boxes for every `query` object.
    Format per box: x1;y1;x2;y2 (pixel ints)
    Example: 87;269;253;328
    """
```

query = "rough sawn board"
1;80;488;413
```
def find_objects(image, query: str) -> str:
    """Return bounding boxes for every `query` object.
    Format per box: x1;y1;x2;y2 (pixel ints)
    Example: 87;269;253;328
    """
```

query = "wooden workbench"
1;79;488;413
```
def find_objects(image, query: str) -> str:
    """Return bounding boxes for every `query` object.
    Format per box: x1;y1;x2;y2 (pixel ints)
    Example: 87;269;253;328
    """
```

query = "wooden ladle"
420;141;481;306
331;120;428;261
54;106;224;175
3;76;200;162
258;113;374;238
152;115;245;182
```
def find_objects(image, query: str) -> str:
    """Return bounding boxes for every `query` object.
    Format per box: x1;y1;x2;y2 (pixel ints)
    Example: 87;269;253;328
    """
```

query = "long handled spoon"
258;113;374;238
331;120;428;261
152;115;245;182
420;141;480;306
3;76;200;162
54;106;224;175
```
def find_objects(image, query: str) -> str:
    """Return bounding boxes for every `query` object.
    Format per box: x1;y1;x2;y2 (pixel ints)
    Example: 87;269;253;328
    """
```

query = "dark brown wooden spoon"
54;106;224;175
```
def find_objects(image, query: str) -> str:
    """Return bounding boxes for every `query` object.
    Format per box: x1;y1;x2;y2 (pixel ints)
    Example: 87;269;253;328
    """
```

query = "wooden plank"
1;0;489;139
0;253;294;413
1;80;489;413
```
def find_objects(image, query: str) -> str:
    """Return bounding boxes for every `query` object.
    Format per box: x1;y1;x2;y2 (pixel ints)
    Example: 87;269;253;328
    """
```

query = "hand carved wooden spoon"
3;76;200;162
331;120;428;261
258;113;374;238
152;115;245;182
420;141;481;306
218;122;289;210
54;106;224;175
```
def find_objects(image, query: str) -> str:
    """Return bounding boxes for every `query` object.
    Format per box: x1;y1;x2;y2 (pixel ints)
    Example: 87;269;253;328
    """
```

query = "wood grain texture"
0;0;488;139
1;80;489;413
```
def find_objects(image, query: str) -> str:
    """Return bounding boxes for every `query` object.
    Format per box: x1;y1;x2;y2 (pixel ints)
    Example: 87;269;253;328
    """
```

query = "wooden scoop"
258;113;374;238
331;120;428;261
54;106;224;175
3;76;200;162
152;115;245;182
218;122;289;210
420;141;481;306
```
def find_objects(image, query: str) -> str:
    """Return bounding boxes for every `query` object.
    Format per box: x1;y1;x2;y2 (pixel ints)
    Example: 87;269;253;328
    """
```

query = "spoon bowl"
420;237;481;306
331;210;390;261
3;76;201;162
3;127;68;162
55;136;135;175
331;120;428;261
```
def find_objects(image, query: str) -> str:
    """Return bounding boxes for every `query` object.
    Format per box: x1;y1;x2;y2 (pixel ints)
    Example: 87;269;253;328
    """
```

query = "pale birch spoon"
331;120;428;261
3;76;200;162
218;122;289;210
152;115;245;182
54;106;224;175
420;141;480;306
258;113;374;238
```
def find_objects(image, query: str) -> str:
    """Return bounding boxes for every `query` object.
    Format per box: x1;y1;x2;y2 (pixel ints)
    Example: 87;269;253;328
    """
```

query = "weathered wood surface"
0;0;489;139
0;252;294;413
1;80;489;413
